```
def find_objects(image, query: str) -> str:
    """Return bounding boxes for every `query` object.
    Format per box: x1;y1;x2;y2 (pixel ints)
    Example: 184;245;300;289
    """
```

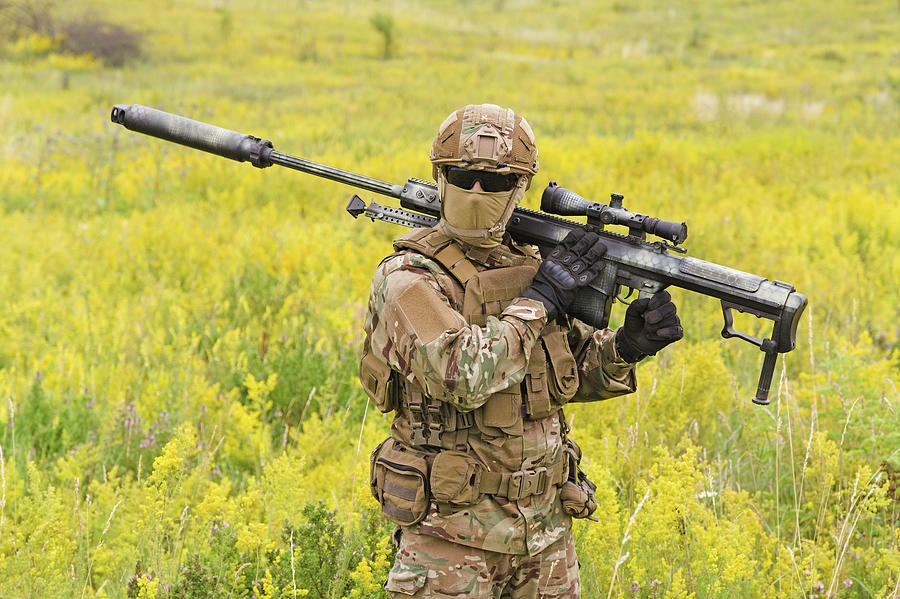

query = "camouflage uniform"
388;526;580;598
363;228;636;597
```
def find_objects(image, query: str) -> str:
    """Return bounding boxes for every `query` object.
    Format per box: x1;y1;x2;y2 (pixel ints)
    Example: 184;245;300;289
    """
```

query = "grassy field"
1;0;899;597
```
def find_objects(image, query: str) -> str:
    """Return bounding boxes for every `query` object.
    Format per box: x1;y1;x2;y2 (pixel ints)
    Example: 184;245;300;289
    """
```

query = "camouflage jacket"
364;231;636;556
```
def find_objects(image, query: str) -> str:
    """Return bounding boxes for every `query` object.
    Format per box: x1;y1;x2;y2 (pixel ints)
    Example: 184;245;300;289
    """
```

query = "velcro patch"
393;280;463;345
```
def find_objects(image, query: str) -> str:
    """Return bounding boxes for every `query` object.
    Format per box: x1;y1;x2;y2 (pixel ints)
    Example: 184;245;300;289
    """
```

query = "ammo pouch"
359;343;396;414
542;327;580;402
522;326;580;421
559;437;598;520
370;437;431;526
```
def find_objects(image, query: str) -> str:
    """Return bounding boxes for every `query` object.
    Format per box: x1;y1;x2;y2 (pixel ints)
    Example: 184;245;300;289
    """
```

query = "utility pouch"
475;390;523;437
461;265;537;326
559;437;598;520
542;329;579;403
359;345;396;413
370;437;430;526
430;450;484;507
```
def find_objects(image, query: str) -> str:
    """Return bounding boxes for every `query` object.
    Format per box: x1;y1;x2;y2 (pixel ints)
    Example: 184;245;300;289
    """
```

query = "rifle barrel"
111;104;405;198
270;151;403;199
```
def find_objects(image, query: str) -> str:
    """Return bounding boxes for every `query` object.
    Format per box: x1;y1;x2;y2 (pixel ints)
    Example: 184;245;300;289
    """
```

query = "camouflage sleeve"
364;253;548;411
567;318;637;401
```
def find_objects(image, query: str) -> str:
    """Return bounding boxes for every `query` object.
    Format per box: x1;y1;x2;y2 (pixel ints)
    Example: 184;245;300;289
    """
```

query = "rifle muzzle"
110;104;274;168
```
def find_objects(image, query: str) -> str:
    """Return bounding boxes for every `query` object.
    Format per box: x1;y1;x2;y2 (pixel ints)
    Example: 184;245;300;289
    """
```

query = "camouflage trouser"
384;526;580;599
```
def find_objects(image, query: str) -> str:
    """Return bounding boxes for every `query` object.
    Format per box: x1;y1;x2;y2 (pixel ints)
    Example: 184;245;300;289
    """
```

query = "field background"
1;0;899;597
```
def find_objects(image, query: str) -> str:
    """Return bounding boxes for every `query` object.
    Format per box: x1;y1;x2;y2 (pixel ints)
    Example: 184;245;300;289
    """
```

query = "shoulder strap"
393;227;479;286
392;226;447;254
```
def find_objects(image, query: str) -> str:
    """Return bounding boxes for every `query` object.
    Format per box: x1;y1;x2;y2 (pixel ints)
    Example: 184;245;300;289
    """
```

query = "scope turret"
541;182;688;245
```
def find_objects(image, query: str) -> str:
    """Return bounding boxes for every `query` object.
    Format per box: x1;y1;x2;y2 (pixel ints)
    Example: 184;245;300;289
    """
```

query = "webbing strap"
434;244;479;285
406;386;433;447
403;381;475;449
455;411;473;451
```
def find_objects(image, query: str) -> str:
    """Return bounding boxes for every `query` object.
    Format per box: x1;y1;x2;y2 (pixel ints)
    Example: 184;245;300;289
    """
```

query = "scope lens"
541;183;591;216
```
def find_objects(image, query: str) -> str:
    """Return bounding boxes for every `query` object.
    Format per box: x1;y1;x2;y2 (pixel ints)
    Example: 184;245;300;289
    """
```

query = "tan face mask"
437;173;527;249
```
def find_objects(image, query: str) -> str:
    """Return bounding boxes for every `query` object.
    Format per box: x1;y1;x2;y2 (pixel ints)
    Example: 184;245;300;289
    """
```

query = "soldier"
360;104;683;598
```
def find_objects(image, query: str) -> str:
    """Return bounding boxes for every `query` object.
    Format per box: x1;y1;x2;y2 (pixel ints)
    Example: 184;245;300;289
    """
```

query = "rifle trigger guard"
615;286;635;306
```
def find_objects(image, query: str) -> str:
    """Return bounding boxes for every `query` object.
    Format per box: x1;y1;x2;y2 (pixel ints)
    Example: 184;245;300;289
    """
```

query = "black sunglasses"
445;167;520;192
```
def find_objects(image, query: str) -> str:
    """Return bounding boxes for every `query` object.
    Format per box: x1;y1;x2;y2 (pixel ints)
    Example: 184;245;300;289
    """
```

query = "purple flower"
630;581;639;592
843;579;852;587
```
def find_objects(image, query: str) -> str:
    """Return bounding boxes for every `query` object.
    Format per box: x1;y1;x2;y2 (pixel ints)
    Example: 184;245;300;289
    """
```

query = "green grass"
0;0;899;597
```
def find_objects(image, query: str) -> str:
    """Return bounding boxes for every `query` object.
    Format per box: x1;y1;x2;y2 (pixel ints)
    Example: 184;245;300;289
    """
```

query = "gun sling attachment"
110;103;808;405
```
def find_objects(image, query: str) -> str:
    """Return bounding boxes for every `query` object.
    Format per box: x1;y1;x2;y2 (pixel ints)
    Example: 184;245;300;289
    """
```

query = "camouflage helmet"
430;103;539;184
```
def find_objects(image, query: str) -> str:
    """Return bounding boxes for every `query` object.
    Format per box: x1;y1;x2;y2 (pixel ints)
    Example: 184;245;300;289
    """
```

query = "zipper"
377;458;430;496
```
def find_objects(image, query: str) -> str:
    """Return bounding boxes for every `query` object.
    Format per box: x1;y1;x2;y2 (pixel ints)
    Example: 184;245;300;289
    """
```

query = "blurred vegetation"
0;0;142;66
369;12;395;60
0;0;898;597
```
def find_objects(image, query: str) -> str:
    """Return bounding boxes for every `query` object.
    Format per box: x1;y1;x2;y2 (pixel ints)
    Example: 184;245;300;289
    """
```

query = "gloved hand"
522;229;607;321
615;290;683;363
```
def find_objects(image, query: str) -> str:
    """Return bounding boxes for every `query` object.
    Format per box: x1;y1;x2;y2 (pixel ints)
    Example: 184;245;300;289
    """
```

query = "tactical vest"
362;228;602;522
360;227;580;446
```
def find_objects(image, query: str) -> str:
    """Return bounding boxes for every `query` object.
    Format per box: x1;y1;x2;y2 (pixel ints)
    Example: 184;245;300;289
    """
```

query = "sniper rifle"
110;103;808;406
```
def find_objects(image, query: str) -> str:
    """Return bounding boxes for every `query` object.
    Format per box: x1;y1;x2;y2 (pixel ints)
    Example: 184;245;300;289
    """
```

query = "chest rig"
361;227;581;451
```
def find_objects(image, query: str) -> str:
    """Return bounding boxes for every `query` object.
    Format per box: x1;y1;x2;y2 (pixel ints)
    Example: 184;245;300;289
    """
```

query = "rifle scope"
542;181;688;245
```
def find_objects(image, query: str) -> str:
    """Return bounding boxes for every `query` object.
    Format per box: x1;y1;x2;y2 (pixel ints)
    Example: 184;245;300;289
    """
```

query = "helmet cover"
430;103;539;186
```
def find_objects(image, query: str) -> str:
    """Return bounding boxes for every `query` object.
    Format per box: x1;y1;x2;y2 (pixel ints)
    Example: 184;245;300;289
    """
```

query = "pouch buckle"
409;423;428;446
424;423;443;447
507;467;548;500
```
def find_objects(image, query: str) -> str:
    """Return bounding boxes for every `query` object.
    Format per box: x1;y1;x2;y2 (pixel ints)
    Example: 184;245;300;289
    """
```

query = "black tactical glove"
615;290;683;363
522;229;607;321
